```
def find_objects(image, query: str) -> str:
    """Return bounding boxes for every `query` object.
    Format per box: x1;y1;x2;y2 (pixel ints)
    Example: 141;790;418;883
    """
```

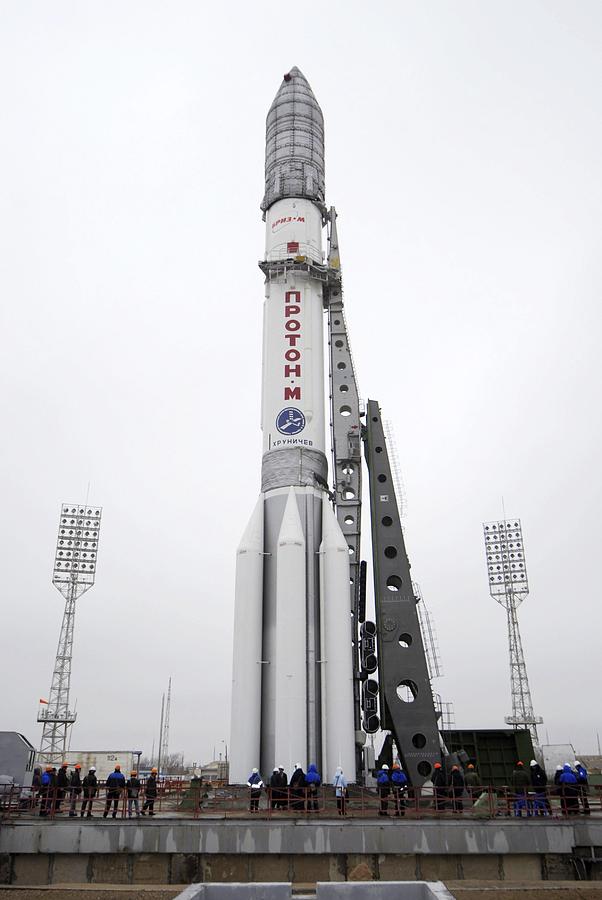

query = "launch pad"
2;817;602;886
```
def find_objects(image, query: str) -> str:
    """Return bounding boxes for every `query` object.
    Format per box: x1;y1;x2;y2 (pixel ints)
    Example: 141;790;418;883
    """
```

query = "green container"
442;728;534;786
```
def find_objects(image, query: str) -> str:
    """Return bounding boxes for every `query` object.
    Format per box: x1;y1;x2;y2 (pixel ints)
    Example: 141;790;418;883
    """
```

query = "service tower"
230;69;356;783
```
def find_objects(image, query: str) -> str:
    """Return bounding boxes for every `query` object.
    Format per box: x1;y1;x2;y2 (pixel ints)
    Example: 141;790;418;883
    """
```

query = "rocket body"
230;69;356;784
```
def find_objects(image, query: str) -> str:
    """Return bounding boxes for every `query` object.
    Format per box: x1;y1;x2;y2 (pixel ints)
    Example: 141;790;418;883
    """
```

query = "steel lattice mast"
38;504;102;763
483;519;542;749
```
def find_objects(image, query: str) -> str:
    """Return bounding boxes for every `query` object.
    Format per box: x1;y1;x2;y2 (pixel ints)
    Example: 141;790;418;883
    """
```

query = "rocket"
229;68;356;783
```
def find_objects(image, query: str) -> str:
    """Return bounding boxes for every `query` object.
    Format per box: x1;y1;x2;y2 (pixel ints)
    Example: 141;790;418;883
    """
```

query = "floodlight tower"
483;519;542;749
38;504;102;763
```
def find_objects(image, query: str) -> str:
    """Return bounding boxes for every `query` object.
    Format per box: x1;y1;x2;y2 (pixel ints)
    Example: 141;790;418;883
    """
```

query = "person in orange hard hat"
68;764;83;817
127;771;142;819
104;765;126;819
142;768;158;816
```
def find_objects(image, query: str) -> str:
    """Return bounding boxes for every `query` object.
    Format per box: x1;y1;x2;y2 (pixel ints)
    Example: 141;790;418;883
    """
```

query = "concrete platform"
0;819;600;885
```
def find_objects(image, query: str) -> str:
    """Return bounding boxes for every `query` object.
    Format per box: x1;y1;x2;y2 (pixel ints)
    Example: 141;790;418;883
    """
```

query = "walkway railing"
1;782;598;822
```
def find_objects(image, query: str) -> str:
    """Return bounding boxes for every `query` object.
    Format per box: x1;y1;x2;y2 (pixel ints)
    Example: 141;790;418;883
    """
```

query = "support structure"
483;519;543;749
363;402;441;783
325;207;365;777
38;504;101;764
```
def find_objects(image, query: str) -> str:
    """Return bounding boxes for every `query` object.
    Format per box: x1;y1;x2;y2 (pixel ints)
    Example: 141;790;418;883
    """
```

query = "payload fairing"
229;68;356;783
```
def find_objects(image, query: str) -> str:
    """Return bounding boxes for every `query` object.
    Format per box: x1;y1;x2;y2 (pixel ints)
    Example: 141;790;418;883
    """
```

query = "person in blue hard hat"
376;764;391;816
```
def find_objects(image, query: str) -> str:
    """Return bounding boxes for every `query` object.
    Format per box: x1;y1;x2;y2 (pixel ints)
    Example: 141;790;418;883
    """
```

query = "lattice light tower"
483;519;542;749
38;504;102;763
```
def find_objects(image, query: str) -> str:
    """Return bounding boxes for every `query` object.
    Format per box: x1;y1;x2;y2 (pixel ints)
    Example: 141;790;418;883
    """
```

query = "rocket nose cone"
262;68;325;212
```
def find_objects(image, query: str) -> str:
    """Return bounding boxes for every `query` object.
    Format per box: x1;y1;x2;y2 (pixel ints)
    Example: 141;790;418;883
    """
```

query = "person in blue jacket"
558;763;579;816
390;763;408;817
574;761;590;815
305;764;321;812
103;765;126;818
247;768;264;812
376;764;391;816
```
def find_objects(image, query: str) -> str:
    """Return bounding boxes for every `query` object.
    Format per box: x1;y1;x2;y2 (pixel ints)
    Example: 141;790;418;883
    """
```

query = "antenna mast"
158;677;172;773
38;504;102;764
483;518;543;749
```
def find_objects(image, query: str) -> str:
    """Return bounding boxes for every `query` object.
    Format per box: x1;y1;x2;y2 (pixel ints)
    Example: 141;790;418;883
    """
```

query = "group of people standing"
375;763;409;816
33;763;159;819
247;764;348;814
511;759;590;817
247;763;324;813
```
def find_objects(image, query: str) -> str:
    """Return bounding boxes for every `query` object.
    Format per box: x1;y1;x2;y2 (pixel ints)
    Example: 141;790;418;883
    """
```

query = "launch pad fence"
1;782;599;822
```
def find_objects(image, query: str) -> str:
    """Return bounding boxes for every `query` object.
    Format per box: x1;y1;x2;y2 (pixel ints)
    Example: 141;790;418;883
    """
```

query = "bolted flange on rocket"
229;68;356;784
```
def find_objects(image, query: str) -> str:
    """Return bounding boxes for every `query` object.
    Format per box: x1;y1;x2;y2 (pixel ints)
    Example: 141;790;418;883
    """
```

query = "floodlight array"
53;504;102;590
483;519;528;600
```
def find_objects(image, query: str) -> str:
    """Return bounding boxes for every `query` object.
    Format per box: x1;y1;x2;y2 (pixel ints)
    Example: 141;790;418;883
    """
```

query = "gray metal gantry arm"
324;208;364;773
365;400;441;785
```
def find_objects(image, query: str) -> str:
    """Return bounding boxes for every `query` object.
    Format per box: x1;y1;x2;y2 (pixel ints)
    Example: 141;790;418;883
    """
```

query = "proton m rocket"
230;69;441;785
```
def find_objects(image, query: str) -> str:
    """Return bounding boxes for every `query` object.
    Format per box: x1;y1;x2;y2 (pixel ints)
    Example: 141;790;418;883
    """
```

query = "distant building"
198;760;229;783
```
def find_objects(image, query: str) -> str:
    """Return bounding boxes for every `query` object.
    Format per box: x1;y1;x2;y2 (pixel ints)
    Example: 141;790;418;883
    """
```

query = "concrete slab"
247;857;291;883
90;855;130;885
378;855;418;881
460;856;502;881
419;857;461;881
132;853;170;884
201;855;251;883
501;857;542;881
2;820;599;858
11;855;49;885
51;853;91;884
171;854;201;884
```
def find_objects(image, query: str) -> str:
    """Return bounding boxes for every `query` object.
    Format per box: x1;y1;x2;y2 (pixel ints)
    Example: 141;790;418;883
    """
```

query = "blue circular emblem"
276;407;306;436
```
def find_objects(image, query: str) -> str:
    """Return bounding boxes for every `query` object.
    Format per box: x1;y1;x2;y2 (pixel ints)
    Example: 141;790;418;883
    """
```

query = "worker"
512;761;531;817
81;767;98;818
464;763;480;801
142;767;158;816
247;767;264;812
31;767;42;809
305;764;321;812
432;762;447;811
55;762;70;813
277;766;288;809
103;764;125;819
559;763;579;816
289;763;306;811
127;771;142;819
529;759;550;816
39;766;55;818
553;765;563;787
390;763;408;817
574;761;590;815
333;767;348;816
376;764;391;816
450;765;465;813
68;764;82;817
269;768;280;810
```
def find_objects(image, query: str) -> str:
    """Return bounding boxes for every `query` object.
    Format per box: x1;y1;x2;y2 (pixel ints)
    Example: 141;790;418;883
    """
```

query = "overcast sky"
1;1;601;767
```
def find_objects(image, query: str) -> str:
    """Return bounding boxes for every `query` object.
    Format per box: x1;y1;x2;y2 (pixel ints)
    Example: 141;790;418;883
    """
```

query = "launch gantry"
324;211;441;785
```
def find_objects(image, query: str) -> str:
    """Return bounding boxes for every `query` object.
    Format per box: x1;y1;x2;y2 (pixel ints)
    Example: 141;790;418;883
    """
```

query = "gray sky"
1;1;601;765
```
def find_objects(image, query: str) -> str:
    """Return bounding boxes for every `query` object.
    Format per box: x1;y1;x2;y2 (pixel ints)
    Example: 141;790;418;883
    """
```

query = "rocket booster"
230;69;356;783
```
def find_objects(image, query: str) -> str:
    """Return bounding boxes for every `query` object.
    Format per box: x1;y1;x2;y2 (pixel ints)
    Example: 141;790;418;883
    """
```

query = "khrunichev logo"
276;408;306;436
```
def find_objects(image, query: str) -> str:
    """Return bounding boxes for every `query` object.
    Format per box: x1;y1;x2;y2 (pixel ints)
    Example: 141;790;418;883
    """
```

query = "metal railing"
1;781;599;822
